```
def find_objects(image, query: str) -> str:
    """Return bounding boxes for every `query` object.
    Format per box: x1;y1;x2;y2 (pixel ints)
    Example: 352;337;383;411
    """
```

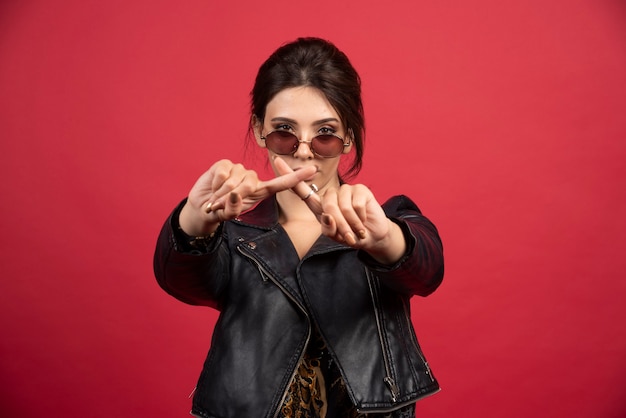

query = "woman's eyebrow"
313;118;340;125
269;117;340;126
270;117;298;125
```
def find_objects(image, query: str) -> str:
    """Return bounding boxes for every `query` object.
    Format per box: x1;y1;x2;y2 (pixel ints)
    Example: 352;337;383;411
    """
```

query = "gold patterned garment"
279;349;327;417
278;329;415;418
279;328;328;418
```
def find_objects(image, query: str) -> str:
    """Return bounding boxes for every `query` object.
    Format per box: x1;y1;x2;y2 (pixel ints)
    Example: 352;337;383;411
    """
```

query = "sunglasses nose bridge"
295;131;315;144
293;134;315;157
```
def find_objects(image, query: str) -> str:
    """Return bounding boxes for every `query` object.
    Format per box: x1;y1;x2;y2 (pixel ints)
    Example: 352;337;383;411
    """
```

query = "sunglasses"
261;130;349;158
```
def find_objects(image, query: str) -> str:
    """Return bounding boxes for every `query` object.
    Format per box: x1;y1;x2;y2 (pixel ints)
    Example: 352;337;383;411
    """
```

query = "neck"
276;189;318;223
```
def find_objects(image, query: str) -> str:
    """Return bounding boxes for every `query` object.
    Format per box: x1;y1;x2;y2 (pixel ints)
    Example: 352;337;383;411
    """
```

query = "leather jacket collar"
237;195;280;229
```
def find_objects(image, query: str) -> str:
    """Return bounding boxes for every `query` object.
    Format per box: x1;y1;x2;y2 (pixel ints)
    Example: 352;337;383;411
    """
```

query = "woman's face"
255;86;352;191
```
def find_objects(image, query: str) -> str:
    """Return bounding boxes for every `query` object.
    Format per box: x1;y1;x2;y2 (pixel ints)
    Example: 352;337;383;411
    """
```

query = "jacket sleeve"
357;195;444;297
153;199;229;309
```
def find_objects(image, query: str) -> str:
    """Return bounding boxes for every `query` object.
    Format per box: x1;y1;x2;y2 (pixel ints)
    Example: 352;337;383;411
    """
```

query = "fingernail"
321;214;331;226
229;192;238;204
344;232;356;246
204;202;213;213
358;230;367;239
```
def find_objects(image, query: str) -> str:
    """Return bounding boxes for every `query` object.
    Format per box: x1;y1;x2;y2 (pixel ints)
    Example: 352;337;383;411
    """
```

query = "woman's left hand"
318;184;406;264
273;158;406;265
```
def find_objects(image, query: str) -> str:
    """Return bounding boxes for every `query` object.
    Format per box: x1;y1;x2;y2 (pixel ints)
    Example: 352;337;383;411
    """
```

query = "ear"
251;115;266;148
343;128;355;154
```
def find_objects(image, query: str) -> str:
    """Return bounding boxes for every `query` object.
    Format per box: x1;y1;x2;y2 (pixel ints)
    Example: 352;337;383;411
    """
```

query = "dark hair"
250;37;364;178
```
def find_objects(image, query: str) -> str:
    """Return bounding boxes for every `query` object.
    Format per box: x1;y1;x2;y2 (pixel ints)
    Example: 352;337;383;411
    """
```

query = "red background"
1;1;625;417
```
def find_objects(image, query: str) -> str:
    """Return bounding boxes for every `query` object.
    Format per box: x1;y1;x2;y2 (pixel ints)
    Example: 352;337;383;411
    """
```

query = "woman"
154;37;444;418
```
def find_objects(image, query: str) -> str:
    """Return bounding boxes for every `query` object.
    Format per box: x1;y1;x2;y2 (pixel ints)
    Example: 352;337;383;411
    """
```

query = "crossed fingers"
272;157;385;247
200;159;316;219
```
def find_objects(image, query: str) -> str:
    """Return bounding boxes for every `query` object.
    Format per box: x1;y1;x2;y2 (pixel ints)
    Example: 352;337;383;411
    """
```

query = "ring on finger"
302;189;315;200
302;183;318;200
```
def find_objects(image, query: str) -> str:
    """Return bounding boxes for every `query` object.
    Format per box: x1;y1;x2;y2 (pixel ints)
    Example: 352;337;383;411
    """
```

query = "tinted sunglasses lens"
312;135;344;157
265;131;298;155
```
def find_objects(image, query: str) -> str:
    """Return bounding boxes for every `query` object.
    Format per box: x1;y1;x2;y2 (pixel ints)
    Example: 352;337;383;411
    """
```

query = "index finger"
259;164;316;194
271;157;323;217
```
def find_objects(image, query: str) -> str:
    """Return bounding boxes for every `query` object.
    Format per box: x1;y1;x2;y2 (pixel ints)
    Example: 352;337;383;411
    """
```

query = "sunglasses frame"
261;130;350;158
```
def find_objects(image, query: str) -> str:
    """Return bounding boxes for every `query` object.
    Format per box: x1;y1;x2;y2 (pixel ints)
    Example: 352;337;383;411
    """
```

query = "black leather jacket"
154;195;444;418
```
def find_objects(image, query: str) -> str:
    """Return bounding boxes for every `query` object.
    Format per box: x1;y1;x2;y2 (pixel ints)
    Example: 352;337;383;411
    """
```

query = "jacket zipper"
401;298;435;382
237;245;311;418
365;269;400;403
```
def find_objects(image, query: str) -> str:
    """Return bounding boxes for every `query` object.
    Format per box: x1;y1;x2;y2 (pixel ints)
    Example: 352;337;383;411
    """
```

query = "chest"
281;220;322;259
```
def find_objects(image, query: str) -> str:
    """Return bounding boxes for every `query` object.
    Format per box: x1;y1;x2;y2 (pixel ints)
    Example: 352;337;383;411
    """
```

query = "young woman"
154;37;444;418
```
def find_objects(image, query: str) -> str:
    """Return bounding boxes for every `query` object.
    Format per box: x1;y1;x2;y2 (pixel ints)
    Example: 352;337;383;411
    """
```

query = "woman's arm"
153;200;229;308
358;195;444;297
154;159;316;307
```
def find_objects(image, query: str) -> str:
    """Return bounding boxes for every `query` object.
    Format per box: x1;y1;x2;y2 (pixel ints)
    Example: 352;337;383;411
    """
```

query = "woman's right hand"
179;159;316;236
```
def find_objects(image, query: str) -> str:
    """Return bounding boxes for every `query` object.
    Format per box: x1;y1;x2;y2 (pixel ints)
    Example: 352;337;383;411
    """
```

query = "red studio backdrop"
1;1;625;417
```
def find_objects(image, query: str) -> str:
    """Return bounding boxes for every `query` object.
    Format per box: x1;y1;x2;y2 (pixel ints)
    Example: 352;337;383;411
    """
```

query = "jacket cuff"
169;199;223;256
357;217;416;272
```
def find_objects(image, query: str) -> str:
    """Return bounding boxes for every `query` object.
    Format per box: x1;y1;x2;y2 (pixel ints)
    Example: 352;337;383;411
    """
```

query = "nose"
292;137;314;159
